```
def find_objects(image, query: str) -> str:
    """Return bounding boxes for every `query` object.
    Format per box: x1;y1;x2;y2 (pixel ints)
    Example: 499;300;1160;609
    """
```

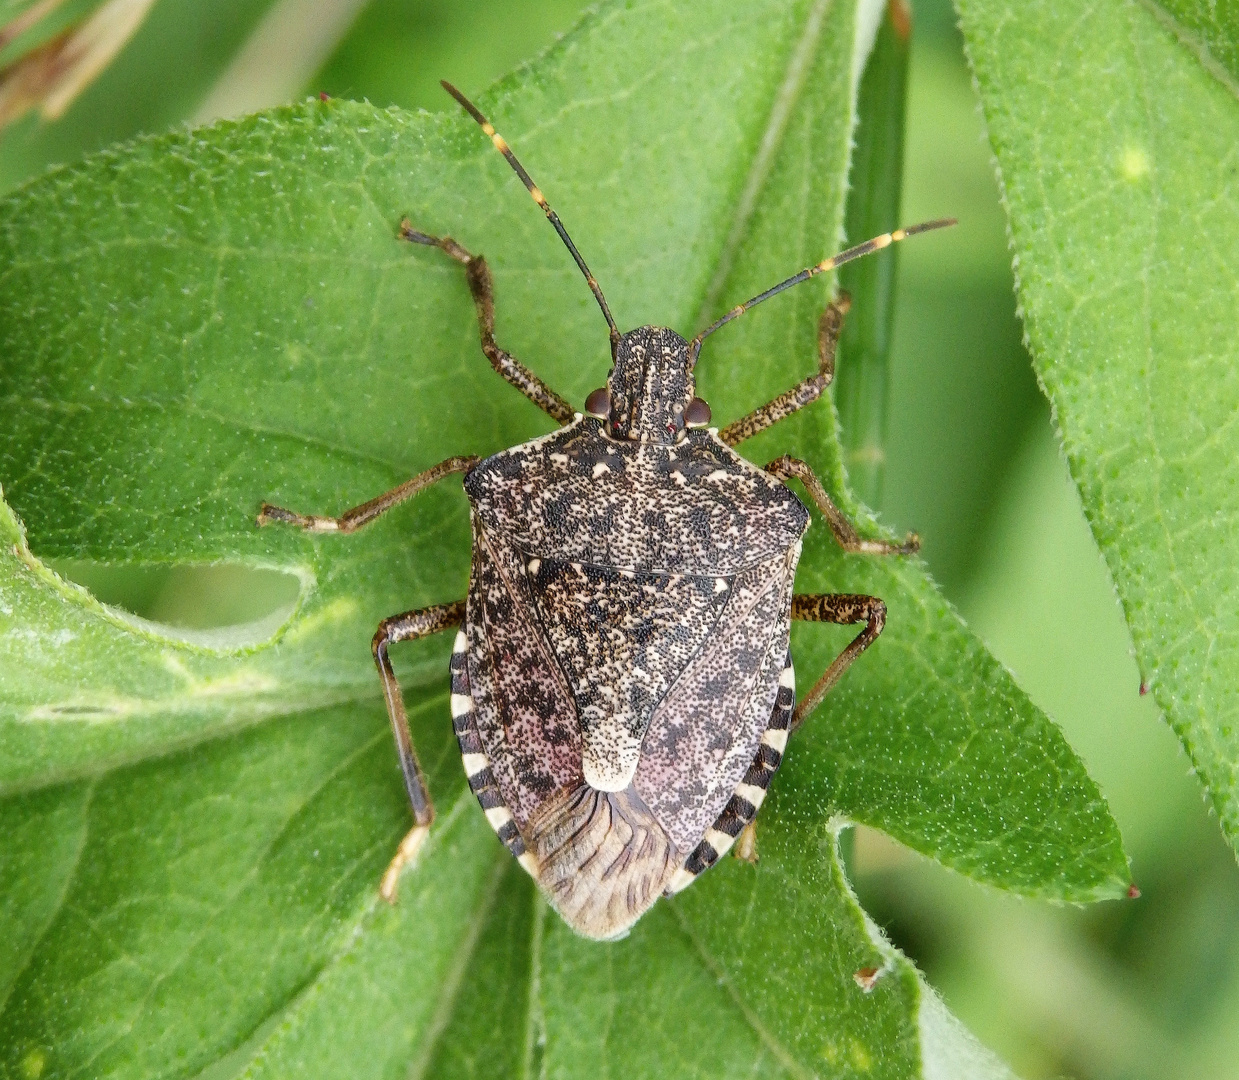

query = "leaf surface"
957;0;1239;857
0;0;1126;1075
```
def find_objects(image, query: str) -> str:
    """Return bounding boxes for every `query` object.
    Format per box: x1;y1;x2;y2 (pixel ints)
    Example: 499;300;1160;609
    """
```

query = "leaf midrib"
670;901;810;1080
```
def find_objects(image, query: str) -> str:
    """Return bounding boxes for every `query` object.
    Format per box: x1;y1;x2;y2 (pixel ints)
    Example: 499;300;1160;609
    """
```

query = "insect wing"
465;521;584;829
527;556;733;791
636;546;799;853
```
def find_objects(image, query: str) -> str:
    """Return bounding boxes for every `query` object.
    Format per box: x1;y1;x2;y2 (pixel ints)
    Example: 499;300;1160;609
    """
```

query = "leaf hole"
47;560;303;648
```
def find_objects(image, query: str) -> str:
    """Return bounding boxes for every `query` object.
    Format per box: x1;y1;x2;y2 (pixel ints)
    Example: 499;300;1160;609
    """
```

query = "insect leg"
790;593;885;730
719;295;850;446
256;454;480;534
764;455;919;555
373;599;467;901
399;220;576;424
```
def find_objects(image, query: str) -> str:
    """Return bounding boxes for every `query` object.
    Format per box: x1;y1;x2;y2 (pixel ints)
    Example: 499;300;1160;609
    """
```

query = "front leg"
399;221;576;424
257;455;480;534
765;456;918;555
372;600;467;901
719;296;850;446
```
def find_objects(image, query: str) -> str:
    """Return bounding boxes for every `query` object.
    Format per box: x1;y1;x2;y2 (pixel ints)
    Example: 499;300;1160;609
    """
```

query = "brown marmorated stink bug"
257;82;952;941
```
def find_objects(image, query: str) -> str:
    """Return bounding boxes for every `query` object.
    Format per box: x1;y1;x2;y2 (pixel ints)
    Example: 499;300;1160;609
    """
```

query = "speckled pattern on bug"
257;82;943;940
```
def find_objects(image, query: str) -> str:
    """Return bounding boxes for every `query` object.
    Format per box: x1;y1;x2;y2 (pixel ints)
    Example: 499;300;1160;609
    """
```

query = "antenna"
441;81;621;353
688;219;957;366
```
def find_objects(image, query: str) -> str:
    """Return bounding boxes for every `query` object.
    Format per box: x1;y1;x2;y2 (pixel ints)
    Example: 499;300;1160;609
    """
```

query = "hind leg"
791;593;886;731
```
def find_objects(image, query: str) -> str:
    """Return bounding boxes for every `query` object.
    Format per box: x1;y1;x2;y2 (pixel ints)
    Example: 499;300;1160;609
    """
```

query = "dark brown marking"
757;743;782;769
743;762;774;789
476;786;504;810
685;840;719;874
457;729;484;755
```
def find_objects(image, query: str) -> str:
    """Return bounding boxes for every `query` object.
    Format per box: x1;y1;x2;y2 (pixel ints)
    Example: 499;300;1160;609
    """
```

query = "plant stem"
835;0;911;509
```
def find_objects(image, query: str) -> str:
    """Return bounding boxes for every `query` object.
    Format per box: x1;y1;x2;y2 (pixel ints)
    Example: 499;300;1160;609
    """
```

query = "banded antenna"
688;218;957;367
442;81;621;354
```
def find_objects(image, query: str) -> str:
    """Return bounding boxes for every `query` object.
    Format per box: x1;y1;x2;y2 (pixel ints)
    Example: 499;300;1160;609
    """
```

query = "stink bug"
258;82;952;940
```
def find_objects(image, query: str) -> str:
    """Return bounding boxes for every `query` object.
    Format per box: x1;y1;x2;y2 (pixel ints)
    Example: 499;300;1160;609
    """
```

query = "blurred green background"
4;0;1239;1077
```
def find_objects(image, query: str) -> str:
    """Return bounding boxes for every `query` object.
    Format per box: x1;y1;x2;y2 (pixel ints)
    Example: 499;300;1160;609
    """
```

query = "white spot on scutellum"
714;577;728;594
527;558;541;575
592;462;610;478
583;738;641;792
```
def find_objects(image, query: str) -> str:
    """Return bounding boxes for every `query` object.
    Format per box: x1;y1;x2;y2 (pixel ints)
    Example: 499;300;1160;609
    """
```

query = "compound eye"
684;397;712;428
584;387;611;419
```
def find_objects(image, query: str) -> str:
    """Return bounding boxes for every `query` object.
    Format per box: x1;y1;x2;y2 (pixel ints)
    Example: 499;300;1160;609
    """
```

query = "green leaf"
956;0;1239;858
1145;0;1239;86
0;0;1126;1074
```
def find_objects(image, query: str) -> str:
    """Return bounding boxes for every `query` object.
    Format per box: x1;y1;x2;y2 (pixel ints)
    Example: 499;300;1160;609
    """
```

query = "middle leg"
372;599;466;901
765;455;918;555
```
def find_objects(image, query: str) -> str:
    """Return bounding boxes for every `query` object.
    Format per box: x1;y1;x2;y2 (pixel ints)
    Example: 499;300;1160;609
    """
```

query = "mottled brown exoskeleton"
258;82;952;940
